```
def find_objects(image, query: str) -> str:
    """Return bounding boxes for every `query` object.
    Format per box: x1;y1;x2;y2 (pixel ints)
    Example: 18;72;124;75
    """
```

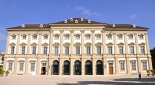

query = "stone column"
92;59;96;75
5;34;10;54
60;30;64;54
81;59;85;75
113;33;117;54
70;30;74;54
101;30;106;54
126;58;130;74
48;58;52;75
14;58;18;74
144;33;150;55
148;57;153;70
16;34;21;54
115;58;119;74
134;33;139;54
70;59;74;75
3;57;7;71
91;30;95;54
103;57;107;75
80;30;85;54
124;33;129;74
27;34;31;54
36;58;40;75
137;58;141;72
25;57;29;75
38;33;42;54
49;30;53;54
59;59;63;75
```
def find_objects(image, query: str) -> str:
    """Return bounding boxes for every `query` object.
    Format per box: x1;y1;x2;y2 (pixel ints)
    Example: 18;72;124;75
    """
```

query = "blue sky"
0;0;155;52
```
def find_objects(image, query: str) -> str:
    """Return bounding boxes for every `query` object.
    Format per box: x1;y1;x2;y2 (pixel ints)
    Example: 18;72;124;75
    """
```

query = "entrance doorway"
85;60;92;75
109;63;113;74
41;67;46;75
74;60;81;75
64;60;70;75
53;60;59;75
96;60;103;75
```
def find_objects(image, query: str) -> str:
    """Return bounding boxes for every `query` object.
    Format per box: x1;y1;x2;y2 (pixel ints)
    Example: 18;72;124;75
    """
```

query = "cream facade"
3;18;152;75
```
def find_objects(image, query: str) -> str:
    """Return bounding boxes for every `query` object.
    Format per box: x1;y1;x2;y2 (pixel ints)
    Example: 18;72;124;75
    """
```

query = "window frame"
118;46;123;54
65;46;69;54
86;46;91;54
129;46;134;54
44;35;48;39
108;46;112;54
32;46;36;54
54;46;59;54
131;61;136;71
97;46;101;54
140;46;145;54
21;46;25;54
142;61;147;71
8;62;13;71
76;46;80;54
19;62;24;71
30;63;35;71
43;47;47;54
11;46;15;54
120;62;125;71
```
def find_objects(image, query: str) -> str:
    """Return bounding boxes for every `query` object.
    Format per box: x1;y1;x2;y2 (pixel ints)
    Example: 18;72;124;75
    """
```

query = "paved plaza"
0;75;155;85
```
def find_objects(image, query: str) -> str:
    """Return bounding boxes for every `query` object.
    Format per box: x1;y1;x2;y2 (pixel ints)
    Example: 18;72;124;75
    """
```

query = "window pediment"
106;42;113;45
42;43;48;46
117;42;124;45
11;34;16;36
85;34;91;36
53;34;59;36
95;34;101;36
139;42;145;45
106;34;112;36
53;42;60;46
32;34;37;36
95;42;102;46
20;42;26;46
42;34;48;36
21;34;27;36
31;43;37;46
128;34;133;36
84;42;91;46
74;42;81;46
63;42;70;46
63;34;70;36
9;42;16;46
117;34;123;36
74;34;80;36
128;42;135;45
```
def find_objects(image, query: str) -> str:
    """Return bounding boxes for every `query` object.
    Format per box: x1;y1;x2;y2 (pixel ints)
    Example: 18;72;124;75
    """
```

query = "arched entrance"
74;60;81;75
53;60;59;75
64;60;70;75
85;60;92;75
96;60;103;75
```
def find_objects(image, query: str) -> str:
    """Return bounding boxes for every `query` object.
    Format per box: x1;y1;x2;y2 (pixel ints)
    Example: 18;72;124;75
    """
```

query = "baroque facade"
3;18;152;75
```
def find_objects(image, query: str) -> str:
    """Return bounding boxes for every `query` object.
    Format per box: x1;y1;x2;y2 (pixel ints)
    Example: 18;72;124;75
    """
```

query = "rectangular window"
75;36;80;39
142;62;147;70
140;46;145;54
129;35;133;39
8;62;13;71
55;36;59;40
86;46;91;54
107;35;112;40
131;62;136;71
86;36;90;39
96;36;101;40
31;63;35;71
42;63;46;67
32;47;36;54
12;36;16;39
44;35;48;39
43;47;47;54
65;46;69;54
65;36;69;40
23;35;26;39
108;46;112;54
129;46;134;54
118;35;122;39
11;46;15;54
119;46;123;54
33;35;37;39
120;62;125;71
76;46;80;54
19;63;24;71
55;46;59;54
139;35;143;39
21;46;25;54
97;46;101;54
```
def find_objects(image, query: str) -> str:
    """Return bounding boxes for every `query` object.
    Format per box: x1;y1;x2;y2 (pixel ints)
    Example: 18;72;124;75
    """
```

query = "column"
91;30;95;54
81;59;85;75
27;34;31;54
59;59;63;75
126;58;130;74
137;58;141;72
134;33;139;54
3;57;7;71
49;30;53;54
80;30;85;54
115;58;119;74
14;58;18;74
92;59;96;75
70;59;74;75
101;30;106;54
16;34;21;54
25;57;29;75
103;57;107;75
124;33;129;74
38;33;42;54
113;33;117;54
48;59;52;75
60;30;64;54
148;57;153;70
70;30;74;54
5;34;10;54
36;58;40;75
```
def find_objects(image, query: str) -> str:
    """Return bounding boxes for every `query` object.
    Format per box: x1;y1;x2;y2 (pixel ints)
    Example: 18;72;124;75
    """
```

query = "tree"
150;47;155;69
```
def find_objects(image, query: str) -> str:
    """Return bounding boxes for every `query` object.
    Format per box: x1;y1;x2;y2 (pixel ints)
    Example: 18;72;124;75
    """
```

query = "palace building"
3;18;152;75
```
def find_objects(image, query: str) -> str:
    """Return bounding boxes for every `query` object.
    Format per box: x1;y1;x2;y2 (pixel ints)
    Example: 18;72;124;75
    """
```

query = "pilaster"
103;57;107;75
81;30;85;54
115;57;119;74
70;59;74;75
14;58;18;74
134;33;139;54
91;30;95;54
113;33;117;54
81;58;85;75
60;30;64;54
5;34;10;54
59;59;63;75
144;33;150;55
27;34;31;54
49;30;53;54
92;58;96;75
36;58;40;75
16;34;21;54
38;33;42;54
25;57;29;75
124;33;128;54
70;30;74;54
101;30;106;54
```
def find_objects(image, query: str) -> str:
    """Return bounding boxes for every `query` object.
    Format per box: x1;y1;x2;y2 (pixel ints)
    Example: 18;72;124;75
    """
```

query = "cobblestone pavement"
0;75;155;85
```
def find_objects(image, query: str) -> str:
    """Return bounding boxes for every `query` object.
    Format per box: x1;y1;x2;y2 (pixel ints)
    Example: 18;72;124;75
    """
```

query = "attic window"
133;24;136;28
70;18;73;21
75;20;78;23
64;20;67;23
81;18;83;21
21;24;25;28
112;24;115;27
40;24;43;28
88;20;91;23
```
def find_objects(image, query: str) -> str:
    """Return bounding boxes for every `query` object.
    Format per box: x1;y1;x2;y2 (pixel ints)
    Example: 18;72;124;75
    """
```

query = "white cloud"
0;33;6;40
74;6;100;16
130;14;137;19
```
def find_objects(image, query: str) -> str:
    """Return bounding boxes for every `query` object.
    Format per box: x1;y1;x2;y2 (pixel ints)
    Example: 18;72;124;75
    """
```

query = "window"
11;46;15;54
55;46;59;54
43;47;47;54
55;36;59;40
119;46;123;54
129;35;133;39
19;63;24;71
30;63;35;71
75;35;80;39
97;46;101;54
118;35;122;39
96;35;101;40
32;47;36;54
33;35;37;39
129;46;134;54
131;61;136;71
108;46;112;54
65;46;69;54
12;35;16;39
44;35;48;39
76;46;80;54
107;35;112;39
86;35;90;39
140;46;145;54
42;63;46;67
65;36;69;40
86;46;91;54
23;35;26;39
120;62;125;71
139;35;143;39
8;62;13;71
142;62;147;70
21;46;25;54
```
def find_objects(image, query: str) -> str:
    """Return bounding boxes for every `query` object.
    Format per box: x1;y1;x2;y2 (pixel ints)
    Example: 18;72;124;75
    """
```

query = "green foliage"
146;70;150;73
150;47;155;69
5;71;9;74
